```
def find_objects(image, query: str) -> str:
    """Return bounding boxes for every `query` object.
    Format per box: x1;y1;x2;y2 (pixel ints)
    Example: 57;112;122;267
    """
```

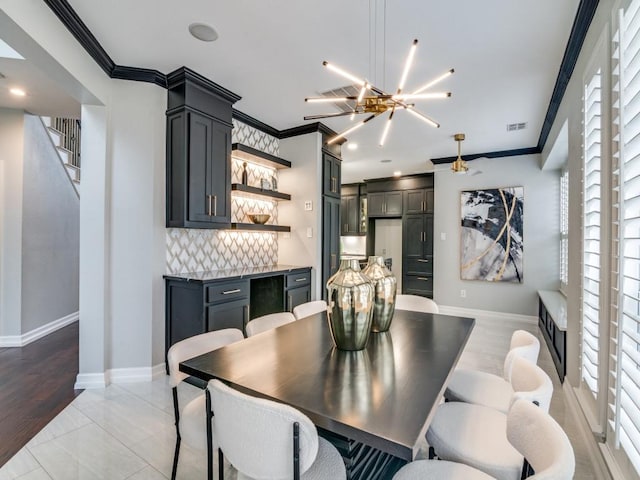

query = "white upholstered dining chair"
393;459;496;479
166;328;244;480
396;398;574;480
208;379;346;479
507;399;575;479
292;300;327;320
444;330;540;412
426;357;553;480
395;294;439;313
245;311;295;337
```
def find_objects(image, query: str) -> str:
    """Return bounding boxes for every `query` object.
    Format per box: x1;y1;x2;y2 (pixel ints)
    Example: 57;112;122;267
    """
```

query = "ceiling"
2;1;580;182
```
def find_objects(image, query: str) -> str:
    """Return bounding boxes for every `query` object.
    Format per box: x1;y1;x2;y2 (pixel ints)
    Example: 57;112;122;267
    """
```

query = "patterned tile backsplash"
232;119;279;156
166;229;278;273
166;120;281;274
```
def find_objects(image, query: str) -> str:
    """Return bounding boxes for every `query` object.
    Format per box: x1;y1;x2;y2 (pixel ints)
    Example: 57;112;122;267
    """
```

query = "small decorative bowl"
247;213;270;224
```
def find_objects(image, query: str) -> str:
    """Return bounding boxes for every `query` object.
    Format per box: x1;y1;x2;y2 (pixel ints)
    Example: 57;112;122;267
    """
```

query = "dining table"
180;308;475;480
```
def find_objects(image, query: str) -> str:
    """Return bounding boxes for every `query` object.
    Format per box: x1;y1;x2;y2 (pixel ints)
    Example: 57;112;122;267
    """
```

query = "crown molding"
166;67;241;104
537;0;599;151
232;110;281;138
430;146;540;165
44;0;599;152
111;65;168;88
43;0;114;76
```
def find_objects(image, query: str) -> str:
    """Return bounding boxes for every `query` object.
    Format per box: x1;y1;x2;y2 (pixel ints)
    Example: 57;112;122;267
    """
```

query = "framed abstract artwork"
460;186;524;283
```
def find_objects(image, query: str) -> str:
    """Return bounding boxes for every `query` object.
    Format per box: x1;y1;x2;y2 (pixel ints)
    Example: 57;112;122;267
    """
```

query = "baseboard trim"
75;373;107;389
151;363;166;379
0;312;79;347
562;381;612;480
76;363;167;389
438;305;537;325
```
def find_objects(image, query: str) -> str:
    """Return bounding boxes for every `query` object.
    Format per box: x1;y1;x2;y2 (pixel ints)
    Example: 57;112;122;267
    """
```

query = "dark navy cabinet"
166;68;240;229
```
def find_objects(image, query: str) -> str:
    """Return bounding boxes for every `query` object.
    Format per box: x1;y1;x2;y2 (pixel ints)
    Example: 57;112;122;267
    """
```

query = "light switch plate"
304;201;313;211
306;227;313;238
441;232;447;241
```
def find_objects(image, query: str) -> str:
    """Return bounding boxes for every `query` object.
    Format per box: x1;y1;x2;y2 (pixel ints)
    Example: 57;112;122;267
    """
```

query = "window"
560;169;569;288
582;69;602;399
609;1;640;475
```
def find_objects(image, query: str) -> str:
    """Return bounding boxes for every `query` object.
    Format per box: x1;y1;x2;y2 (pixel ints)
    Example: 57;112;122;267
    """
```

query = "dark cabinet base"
165;267;312;359
538;297;566;382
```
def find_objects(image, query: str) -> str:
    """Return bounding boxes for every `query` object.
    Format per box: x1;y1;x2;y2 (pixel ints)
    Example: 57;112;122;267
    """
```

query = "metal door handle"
295;278;307;282
331;254;337;270
417;277;429;281
207;195;213;216
417;259;430;263
222;289;241;295
213;195;217;216
344;223;349;232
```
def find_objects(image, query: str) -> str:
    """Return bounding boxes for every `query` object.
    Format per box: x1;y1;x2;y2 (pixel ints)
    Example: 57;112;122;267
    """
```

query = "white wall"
434;154;560;316
1;3;168;384
108;80;166;370
278;133;323;299
21;114;79;332
0;109;24;337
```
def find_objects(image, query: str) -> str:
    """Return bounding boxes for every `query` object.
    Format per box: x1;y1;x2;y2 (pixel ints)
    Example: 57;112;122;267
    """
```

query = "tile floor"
0;314;596;479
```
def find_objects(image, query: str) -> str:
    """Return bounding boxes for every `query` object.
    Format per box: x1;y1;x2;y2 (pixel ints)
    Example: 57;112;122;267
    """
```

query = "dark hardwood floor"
0;322;81;466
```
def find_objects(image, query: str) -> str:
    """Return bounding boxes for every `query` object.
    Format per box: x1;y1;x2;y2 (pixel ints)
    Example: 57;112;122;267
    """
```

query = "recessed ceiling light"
393;171;402;177
189;23;219;42
10;87;26;97
347;143;358;151
380;159;392;163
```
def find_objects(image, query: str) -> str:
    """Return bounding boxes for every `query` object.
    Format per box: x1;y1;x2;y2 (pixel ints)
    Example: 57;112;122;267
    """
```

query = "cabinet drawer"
405;257;433;275
404;275;434;294
206;280;249;304
286;271;311;288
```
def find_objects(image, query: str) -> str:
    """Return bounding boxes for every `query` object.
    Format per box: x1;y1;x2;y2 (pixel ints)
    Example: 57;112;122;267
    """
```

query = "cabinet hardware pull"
422;201;425;211
331;253;337;270
207;195;213;216
344;223;348;232
222;289;241;295
417;259;430;263
295;278;307;282
417;277;429;281
213;195;217;216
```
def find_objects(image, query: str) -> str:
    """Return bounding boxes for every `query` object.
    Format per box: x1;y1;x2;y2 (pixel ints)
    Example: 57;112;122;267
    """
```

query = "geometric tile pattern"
231;196;278;224
232;119;279;156
166;228;278;274
231;158;279;191
166;120;281;275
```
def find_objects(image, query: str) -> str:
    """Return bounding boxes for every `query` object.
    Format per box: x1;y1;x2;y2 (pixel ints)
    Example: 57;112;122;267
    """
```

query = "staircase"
40;116;81;196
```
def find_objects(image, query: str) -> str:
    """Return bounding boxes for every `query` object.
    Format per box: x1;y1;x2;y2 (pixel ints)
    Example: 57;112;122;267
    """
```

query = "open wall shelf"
230;223;291;232
232;143;292;169
231;184;291;201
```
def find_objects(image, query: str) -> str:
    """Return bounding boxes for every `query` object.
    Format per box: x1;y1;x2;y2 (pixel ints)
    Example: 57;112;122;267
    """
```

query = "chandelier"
304;39;454;146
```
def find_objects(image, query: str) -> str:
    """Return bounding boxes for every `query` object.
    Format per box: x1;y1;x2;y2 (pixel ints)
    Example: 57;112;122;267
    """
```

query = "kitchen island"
164;265;311;355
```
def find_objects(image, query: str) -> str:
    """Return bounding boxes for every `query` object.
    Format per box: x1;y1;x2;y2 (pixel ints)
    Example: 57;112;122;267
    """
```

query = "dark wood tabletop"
180;309;474;462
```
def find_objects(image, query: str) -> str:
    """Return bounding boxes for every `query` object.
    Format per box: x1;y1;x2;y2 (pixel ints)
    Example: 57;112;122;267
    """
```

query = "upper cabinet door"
323;153;341;198
368;192;386;217
404;188;434;214
385;191;403;216
187;112;231;226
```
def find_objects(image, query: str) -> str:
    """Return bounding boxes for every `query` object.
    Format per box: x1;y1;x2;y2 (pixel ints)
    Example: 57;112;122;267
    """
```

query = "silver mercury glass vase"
361;256;397;332
326;259;374;351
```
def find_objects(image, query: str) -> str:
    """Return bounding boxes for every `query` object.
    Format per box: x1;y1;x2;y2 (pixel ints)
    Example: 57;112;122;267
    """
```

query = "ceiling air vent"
507;122;527;132
318;84;360;113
